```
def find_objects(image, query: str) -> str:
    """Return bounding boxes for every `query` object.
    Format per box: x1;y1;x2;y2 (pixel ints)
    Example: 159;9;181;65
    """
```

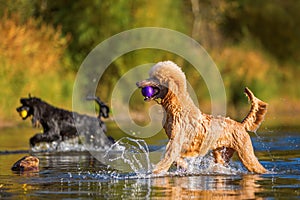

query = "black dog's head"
16;95;42;121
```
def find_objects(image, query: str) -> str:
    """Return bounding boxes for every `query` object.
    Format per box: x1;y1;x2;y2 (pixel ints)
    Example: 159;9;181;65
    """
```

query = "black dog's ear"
86;96;110;118
28;93;31;98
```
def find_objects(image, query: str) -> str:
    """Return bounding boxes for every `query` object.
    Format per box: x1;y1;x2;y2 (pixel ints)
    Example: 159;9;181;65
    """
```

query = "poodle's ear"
167;79;179;96
167;76;186;97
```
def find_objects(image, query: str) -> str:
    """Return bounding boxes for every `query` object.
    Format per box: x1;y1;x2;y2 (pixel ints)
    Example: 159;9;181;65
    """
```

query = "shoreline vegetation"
1;1;299;130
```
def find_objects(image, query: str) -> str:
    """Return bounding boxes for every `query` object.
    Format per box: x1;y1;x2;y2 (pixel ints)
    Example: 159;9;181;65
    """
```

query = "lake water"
0;123;299;199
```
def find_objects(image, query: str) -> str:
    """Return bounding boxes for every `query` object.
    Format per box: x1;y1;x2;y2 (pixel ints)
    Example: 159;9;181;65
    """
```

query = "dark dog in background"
16;95;114;148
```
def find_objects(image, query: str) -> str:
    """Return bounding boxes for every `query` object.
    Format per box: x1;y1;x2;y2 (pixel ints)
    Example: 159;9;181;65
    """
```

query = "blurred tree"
189;0;230;50
32;0;188;71
222;0;300;64
0;0;37;21
31;0;133;70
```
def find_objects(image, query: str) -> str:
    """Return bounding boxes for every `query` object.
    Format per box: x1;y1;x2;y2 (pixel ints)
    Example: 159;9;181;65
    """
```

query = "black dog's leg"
30;132;60;147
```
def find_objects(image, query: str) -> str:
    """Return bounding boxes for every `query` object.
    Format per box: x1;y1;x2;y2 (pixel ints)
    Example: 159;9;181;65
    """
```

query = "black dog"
16;95;114;148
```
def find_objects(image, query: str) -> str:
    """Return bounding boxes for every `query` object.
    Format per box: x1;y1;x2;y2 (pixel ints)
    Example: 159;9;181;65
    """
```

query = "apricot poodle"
137;61;268;174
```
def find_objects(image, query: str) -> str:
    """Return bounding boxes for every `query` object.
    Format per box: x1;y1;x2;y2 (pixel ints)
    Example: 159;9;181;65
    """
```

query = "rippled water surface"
0;124;299;199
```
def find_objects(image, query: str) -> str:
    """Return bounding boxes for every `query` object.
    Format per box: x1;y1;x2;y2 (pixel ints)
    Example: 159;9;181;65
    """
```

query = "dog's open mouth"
141;86;160;101
136;79;166;102
16;106;30;119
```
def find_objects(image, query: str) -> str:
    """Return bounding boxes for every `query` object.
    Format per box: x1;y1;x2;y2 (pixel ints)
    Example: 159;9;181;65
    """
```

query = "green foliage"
0;0;37;22
32;0;188;70
0;0;299;126
213;37;279;102
222;0;300;63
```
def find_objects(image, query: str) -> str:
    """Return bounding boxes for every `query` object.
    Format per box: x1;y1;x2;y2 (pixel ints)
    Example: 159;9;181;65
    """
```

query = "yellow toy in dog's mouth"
20;109;28;118
17;106;30;119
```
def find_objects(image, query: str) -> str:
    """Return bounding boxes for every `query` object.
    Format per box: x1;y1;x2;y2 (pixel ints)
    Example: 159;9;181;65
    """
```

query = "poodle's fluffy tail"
242;87;268;132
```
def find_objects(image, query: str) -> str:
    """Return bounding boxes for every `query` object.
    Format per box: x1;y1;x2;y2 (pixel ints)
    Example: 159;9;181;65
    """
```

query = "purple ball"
141;86;155;98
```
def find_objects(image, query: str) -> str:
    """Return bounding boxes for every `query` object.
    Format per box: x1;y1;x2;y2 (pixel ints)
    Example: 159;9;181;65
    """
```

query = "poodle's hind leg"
213;147;235;165
235;134;267;173
174;157;188;171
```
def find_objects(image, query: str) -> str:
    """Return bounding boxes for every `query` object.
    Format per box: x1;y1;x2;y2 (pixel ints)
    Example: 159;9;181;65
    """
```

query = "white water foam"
103;137;152;178
31;136;245;178
102;137;244;178
30;137;86;152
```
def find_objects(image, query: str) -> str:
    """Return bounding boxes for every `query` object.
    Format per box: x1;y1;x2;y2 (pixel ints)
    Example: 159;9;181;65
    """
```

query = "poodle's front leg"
153;124;184;174
152;139;178;174
175;157;188;170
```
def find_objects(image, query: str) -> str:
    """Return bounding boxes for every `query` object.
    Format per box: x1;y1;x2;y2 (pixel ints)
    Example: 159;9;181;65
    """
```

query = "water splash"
30;134;113;152
253;130;277;172
30;137;87;152
61;153;244;182
31;136;248;177
103;137;152;178
183;153;244;175
101;137;245;178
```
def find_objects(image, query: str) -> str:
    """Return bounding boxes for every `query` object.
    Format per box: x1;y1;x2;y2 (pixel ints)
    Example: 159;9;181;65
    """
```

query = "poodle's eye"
141;86;156;98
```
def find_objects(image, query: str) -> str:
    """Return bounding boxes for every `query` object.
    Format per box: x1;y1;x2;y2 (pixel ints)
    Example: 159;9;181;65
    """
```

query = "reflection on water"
151;175;264;199
0;126;299;199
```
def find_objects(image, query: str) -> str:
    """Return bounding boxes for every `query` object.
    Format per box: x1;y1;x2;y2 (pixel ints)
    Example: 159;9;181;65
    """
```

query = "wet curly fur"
16;95;114;148
137;61;268;174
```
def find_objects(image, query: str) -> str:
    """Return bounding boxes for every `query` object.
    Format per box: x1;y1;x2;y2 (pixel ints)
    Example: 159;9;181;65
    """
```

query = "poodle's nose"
136;79;152;88
136;81;143;88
